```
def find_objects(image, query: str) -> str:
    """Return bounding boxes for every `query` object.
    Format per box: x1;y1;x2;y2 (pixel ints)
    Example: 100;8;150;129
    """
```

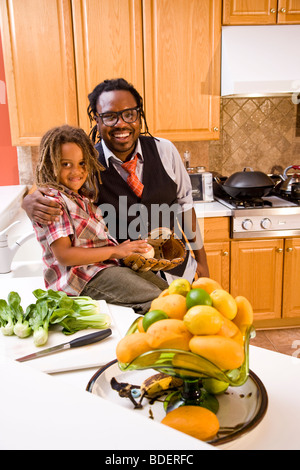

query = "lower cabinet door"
204;241;230;292
230;239;284;321
282;238;300;318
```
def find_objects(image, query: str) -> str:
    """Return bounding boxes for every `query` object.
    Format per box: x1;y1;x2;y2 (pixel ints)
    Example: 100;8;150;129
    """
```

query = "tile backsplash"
17;95;300;185
176;94;300;178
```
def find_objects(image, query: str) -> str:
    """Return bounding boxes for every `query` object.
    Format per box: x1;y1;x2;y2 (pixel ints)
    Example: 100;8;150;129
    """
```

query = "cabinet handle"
286;247;293;252
276;248;283;253
280;8;286;13
270;8;276;13
222;251;229;256
213;127;219;132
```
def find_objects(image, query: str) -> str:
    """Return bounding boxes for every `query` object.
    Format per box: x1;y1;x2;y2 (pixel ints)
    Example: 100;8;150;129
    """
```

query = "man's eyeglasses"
97;107;141;127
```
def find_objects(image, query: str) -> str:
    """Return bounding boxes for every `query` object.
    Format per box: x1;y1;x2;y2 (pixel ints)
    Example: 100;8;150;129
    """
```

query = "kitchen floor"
250;327;300;357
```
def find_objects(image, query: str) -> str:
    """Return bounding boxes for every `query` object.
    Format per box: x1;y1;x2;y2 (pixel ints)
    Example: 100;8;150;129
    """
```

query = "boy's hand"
116;239;151;258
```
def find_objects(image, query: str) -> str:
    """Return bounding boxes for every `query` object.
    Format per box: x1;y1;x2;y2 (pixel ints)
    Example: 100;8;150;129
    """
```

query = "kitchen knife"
16;328;112;362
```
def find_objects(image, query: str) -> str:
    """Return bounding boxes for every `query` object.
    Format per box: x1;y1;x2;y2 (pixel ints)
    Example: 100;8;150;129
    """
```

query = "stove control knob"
261;218;271;229
242;219;253;230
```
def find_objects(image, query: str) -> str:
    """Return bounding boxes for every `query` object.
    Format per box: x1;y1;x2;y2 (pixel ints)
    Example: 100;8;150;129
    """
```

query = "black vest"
95;136;188;275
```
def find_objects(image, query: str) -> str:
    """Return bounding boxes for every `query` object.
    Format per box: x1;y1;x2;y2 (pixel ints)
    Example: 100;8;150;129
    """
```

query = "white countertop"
0;277;213;451
1;187;299;451
194;201;232;218
0;356;214;451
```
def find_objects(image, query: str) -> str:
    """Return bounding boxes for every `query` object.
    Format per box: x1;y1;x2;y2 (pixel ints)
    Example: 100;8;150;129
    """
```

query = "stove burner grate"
225;197;273;209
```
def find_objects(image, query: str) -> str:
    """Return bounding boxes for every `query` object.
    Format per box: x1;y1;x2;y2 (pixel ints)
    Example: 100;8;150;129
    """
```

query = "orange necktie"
121;154;144;198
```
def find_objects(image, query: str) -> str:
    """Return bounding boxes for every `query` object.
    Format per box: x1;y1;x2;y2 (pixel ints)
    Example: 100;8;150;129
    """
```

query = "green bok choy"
0;289;111;347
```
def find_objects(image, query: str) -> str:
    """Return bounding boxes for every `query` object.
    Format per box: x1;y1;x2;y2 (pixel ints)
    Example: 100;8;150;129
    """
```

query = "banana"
140;373;183;398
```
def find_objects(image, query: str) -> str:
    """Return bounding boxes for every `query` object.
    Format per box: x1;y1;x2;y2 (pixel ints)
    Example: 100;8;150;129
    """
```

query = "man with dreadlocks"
31;124;168;314
23;78;209;283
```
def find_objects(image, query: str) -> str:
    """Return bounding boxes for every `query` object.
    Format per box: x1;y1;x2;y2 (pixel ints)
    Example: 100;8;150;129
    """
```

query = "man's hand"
22;187;63;224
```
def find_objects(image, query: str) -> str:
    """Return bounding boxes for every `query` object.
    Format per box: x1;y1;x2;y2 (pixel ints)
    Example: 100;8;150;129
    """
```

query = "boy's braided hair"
36;124;104;200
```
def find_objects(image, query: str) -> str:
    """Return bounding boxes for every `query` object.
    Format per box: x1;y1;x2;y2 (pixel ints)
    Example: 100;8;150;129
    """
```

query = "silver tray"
87;359;268;446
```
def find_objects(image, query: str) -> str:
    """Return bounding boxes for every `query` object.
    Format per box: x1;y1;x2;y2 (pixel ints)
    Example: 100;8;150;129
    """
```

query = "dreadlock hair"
36;125;105;201
87;78;153;143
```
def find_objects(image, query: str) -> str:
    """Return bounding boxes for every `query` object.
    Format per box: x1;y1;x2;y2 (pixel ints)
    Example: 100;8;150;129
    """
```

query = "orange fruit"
191;277;222;294
161;406;219;441
217;316;239;338
189;335;244;370
150;294;187;320
234;296;254;329
137;317;145;332
146;318;192;350
232;329;244;346
158;288;169;298
210;289;237;320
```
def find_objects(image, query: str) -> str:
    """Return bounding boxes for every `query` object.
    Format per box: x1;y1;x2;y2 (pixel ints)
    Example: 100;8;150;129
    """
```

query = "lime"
142;309;168;331
202;378;229;395
168;278;191;297
186;288;212;309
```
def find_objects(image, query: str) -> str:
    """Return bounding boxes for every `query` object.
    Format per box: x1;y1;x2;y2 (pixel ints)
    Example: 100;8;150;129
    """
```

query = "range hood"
221;25;300;97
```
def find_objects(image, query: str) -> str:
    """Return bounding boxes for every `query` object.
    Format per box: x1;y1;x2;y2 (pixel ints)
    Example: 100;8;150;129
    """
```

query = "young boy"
33;125;167;314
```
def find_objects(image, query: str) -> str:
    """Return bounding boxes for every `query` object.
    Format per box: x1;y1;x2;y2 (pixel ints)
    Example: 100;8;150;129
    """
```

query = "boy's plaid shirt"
32;188;120;296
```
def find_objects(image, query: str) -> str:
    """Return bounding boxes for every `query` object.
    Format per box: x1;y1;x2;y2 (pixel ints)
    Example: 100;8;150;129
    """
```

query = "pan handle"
214;175;223;185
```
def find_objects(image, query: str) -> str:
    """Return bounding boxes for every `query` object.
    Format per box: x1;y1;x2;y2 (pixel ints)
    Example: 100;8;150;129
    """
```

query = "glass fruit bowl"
118;317;255;412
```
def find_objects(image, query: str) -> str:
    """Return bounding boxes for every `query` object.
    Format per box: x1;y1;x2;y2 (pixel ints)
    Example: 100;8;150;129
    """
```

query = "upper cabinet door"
277;0;300;23
223;0;300;24
223;0;278;24
142;0;221;141
0;0;77;146
72;0;144;135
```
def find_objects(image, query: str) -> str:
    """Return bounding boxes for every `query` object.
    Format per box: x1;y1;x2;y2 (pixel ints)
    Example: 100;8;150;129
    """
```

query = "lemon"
142;310;168;331
186;288;212;309
183;305;224;335
210;289;237;320
202;378;229;395
168;278;191;297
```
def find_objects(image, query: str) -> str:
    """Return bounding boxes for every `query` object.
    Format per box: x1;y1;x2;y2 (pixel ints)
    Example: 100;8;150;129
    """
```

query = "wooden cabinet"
0;0;78;145
142;0;221;141
204;241;230;291
71;0;144;136
201;217;230;290
0;0;221;145
230;239;284;321
223;0;300;24
231;237;300;327
282;238;300;318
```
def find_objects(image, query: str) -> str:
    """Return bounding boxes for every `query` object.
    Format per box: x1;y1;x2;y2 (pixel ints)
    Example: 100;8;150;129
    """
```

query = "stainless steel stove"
215;195;300;239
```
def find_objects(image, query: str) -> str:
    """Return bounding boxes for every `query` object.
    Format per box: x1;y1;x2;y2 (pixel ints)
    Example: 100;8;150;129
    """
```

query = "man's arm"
180;207;209;278
22;187;63;224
